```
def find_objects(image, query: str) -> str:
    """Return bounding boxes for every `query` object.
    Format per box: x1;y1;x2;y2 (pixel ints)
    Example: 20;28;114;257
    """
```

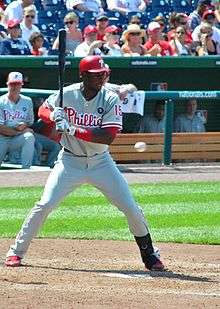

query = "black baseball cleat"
144;253;165;271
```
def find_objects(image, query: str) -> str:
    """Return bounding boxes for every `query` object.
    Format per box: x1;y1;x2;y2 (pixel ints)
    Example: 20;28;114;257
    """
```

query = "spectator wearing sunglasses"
169;26;191;55
188;0;211;31
100;25;122;56
192;10;220;53
20;5;39;49
4;0;38;25
0;19;30;55
144;22;174;56
95;14;109;41
167;12;192;46
121;24;147;56
193;22;217;55
52;12;82;55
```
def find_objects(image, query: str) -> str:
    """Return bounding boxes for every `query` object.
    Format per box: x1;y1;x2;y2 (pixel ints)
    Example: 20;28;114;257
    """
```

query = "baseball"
134;141;147;152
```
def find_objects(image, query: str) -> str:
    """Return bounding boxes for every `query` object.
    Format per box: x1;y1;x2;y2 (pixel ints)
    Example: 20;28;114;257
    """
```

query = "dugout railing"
1;88;220;165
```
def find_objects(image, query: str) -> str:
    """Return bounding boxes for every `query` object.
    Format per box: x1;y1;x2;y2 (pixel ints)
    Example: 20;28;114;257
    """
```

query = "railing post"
163;99;174;165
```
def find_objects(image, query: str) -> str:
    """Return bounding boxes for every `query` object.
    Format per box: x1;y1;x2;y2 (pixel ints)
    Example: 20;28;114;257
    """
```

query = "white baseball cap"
148;21;161;33
7;72;23;84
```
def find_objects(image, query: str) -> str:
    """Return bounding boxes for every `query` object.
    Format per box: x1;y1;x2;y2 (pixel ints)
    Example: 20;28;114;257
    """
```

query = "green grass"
0;181;220;244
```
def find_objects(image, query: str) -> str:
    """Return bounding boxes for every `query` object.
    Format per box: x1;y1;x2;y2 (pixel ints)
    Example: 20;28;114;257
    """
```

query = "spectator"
4;0;38;24
52;12;82;55
188;0;211;31
100;25;122;56
175;99;206;132
144;22;175;56
0;72;35;169
0;8;7;41
106;0;148;15
74;25;101;56
169;26;191;55
95;14;109;41
193;22;217;55
0;19;31;55
167;12;192;46
29;32;48;55
153;15;167;40
66;0;104;14
121;24;147;56
20;5;39;49
139;101;165;133
192;10;220;53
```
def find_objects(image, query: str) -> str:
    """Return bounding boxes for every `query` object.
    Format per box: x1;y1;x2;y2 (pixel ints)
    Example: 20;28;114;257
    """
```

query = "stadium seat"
171;0;193;13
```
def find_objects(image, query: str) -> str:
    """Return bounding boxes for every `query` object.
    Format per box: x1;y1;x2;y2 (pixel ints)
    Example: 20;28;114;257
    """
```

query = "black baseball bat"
58;29;66;108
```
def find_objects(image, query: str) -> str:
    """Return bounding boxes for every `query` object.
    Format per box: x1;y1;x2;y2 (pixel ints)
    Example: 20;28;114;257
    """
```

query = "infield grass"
0;181;219;244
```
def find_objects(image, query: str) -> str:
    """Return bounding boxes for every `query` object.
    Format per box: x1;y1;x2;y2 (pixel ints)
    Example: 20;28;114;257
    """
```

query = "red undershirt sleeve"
74;127;119;142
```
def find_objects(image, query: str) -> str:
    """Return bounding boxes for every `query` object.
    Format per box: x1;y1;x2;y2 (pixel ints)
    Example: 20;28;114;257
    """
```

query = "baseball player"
5;56;164;271
0;72;35;169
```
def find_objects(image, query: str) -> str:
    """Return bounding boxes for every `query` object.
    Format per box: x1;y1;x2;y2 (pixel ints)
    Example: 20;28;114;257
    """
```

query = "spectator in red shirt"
144;22;175;56
29;32;48;56
167;12;192;46
95;14;109;41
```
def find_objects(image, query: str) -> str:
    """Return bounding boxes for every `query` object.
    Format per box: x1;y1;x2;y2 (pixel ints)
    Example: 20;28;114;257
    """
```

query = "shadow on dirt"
24;264;215;283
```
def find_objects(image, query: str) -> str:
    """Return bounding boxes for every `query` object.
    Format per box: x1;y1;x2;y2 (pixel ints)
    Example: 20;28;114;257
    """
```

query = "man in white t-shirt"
66;0;103;13
20;5;39;48
106;0;148;15
74;25;101;56
4;0;38;24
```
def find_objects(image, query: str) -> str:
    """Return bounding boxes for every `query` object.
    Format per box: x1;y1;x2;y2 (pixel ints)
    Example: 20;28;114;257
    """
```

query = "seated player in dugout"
139;100;165;133
5;55;164;271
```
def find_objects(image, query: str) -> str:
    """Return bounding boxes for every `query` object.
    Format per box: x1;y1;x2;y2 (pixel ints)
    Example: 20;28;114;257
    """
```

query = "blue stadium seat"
171;0;193;13
152;0;171;9
105;10;128;26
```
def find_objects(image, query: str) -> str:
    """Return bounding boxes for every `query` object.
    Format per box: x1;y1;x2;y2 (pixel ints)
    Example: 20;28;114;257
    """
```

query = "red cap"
7;19;20;29
202;9;215;19
105;25;120;34
83;25;97;36
79;55;109;73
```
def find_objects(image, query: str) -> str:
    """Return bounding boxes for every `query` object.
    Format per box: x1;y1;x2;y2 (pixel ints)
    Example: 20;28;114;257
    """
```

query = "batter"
5;56;164;271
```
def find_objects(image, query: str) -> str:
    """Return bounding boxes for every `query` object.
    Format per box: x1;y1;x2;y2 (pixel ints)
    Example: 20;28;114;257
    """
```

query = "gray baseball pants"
0;132;35;168
7;150;149;258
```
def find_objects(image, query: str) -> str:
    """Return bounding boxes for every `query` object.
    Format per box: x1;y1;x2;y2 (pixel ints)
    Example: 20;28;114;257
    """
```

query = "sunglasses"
176;31;185;34
179;21;187;25
129;32;141;36
25;15;35;18
65;20;75;25
10;25;20;29
111;31;119;35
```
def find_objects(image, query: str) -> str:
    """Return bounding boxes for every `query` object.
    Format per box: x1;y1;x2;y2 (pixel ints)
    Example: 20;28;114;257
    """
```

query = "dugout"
0;56;220;131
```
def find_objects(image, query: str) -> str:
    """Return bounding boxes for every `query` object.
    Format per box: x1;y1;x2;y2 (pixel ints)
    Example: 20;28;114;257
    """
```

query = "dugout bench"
109;132;220;162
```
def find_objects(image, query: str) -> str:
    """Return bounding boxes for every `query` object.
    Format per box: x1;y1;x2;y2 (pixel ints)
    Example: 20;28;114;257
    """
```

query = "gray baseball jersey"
0;93;34;132
46;83;123;156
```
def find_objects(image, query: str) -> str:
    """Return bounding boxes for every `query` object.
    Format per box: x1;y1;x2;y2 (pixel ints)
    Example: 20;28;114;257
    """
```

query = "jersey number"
114;105;122;116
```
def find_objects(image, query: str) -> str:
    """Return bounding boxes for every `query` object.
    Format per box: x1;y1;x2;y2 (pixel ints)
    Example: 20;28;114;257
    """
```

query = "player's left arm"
74;126;119;145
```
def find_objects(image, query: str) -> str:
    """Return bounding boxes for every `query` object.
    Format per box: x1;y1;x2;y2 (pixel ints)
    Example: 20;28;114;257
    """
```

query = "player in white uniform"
5;56;164;271
0;72;35;169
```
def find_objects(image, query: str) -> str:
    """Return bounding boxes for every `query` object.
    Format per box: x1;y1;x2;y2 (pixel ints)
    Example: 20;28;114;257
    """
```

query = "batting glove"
51;107;66;122
55;118;70;133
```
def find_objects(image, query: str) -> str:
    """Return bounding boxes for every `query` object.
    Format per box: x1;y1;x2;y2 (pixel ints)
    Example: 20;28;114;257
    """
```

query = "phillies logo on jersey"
65;107;102;127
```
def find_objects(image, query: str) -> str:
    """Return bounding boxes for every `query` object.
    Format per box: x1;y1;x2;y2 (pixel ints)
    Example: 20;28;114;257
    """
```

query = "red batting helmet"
79;55;109;74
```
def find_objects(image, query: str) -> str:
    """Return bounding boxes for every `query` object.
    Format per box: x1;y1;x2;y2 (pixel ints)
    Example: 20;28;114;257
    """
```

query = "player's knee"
23;132;35;143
